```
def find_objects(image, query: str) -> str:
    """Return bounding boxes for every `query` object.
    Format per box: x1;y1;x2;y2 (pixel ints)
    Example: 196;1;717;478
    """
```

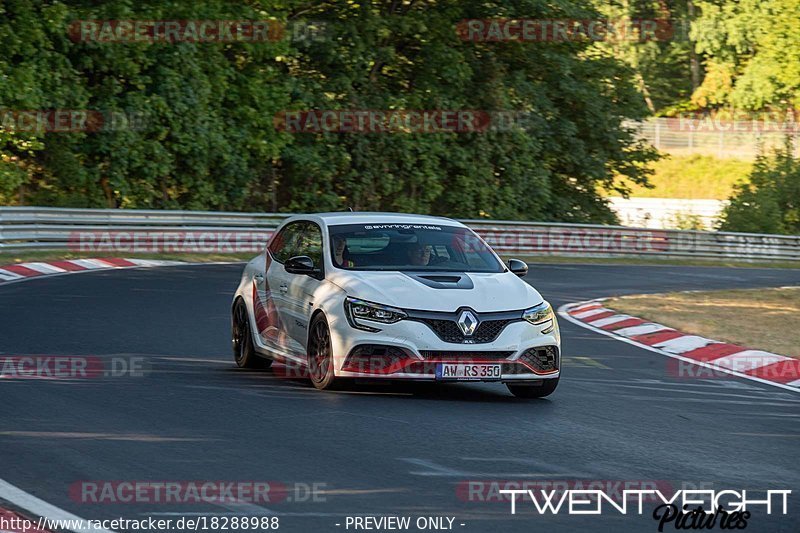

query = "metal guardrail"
627;118;800;160
1;206;799;262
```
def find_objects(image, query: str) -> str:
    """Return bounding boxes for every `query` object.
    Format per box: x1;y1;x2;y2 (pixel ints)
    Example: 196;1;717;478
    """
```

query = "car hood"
327;270;543;312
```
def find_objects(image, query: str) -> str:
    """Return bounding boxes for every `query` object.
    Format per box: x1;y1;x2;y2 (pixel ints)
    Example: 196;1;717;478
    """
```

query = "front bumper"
327;311;561;382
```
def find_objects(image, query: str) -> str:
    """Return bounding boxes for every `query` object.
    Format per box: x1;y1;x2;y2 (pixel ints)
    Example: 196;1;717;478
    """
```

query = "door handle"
254;273;264;283
279;284;289;293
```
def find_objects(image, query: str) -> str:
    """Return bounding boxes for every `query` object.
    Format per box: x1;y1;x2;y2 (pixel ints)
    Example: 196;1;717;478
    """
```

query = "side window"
295;222;324;268
268;222;303;263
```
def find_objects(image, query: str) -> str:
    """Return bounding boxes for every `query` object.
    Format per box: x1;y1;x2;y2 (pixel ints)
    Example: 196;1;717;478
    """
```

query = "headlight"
523;301;555;333
344;297;407;332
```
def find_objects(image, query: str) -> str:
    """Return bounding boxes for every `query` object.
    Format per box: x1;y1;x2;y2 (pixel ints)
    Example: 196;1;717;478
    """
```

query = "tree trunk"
99;176;115;207
688;0;701;91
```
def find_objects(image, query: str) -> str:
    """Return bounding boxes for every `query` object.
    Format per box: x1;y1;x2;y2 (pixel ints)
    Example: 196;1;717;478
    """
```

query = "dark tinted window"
268;222;304;263
328;223;503;273
295;222;324;267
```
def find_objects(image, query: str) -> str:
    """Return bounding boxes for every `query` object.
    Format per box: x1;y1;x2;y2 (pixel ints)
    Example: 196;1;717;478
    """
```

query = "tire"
507;378;559;399
232;299;272;369
307;313;338;390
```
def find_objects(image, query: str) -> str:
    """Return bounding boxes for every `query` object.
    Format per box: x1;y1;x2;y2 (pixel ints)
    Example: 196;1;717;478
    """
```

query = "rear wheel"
507;378;559;398
307;314;338;390
232;299;272;369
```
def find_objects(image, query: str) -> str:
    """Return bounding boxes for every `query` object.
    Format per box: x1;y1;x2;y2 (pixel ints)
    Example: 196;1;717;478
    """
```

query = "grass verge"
607;287;800;358
610;154;752;200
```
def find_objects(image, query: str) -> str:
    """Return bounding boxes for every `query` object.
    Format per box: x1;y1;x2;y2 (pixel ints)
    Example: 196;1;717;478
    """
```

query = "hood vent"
403;272;474;289
419;275;461;283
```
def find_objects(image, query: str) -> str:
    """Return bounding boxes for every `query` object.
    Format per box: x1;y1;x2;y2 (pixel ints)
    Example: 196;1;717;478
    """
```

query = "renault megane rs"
231;212;561;398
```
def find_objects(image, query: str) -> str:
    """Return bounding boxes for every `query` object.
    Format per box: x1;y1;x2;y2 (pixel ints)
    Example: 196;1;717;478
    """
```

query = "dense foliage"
0;0;657;222
719;140;800;235
0;0;291;209
2;0;797;227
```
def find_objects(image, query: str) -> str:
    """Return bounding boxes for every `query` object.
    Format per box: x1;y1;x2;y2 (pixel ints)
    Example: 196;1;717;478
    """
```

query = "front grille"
417;318;516;343
519;346;559;373
343;344;410;373
419;350;514;360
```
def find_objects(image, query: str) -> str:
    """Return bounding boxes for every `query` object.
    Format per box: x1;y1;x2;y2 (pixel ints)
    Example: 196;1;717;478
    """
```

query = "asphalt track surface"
2;262;800;533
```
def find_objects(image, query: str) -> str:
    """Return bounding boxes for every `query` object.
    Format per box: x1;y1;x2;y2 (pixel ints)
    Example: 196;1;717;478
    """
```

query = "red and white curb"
0;258;185;286
0;479;114;533
558;299;800;393
0;506;53;533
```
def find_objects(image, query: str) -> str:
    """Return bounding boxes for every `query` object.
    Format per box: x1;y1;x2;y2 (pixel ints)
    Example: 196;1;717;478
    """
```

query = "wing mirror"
507;258;528;278
284;255;318;277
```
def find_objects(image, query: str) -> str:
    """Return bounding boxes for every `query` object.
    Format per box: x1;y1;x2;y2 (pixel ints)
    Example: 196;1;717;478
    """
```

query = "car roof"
283;212;466;228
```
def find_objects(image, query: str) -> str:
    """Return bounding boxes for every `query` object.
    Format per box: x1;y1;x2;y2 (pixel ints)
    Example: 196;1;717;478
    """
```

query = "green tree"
719;139;800;235
592;0;696;114
1;0;291;209
2;0;656;223
692;0;800;110
276;0;657;222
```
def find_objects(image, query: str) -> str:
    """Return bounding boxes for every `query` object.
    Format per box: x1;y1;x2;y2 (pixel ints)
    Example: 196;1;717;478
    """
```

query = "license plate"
436;363;502;381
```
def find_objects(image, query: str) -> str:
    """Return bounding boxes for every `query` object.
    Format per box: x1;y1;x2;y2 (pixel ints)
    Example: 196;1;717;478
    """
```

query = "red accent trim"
601;318;646;331
344;359;558;376
680;343;745;362
630;329;683;346
251;280;285;342
744;359;800;383
341;357;415;374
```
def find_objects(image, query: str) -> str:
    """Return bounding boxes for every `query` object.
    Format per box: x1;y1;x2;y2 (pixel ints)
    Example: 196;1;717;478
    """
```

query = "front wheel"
507;378;559;399
307;314;338;390
232;299;272;369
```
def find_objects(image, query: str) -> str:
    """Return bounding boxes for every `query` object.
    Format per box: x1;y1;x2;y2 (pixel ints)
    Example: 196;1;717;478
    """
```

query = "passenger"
407;242;432;266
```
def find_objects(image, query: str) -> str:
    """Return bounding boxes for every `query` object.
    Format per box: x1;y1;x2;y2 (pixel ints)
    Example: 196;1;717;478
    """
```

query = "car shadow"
222;363;554;404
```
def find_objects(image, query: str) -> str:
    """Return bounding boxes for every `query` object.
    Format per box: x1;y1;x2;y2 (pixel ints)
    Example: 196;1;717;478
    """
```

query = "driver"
333;235;356;267
407;242;432;266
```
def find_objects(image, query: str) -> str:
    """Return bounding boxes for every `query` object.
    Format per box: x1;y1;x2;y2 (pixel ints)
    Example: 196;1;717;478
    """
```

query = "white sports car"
231;212;561;398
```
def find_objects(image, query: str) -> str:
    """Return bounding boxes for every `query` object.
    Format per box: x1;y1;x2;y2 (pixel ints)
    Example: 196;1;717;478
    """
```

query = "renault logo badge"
457;310;479;336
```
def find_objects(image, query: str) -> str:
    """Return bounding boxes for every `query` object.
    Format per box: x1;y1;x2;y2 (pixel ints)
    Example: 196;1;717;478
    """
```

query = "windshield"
328;223;504;273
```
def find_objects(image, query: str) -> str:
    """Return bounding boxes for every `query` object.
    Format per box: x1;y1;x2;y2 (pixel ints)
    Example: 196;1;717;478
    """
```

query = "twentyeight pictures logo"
498;488;791;531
